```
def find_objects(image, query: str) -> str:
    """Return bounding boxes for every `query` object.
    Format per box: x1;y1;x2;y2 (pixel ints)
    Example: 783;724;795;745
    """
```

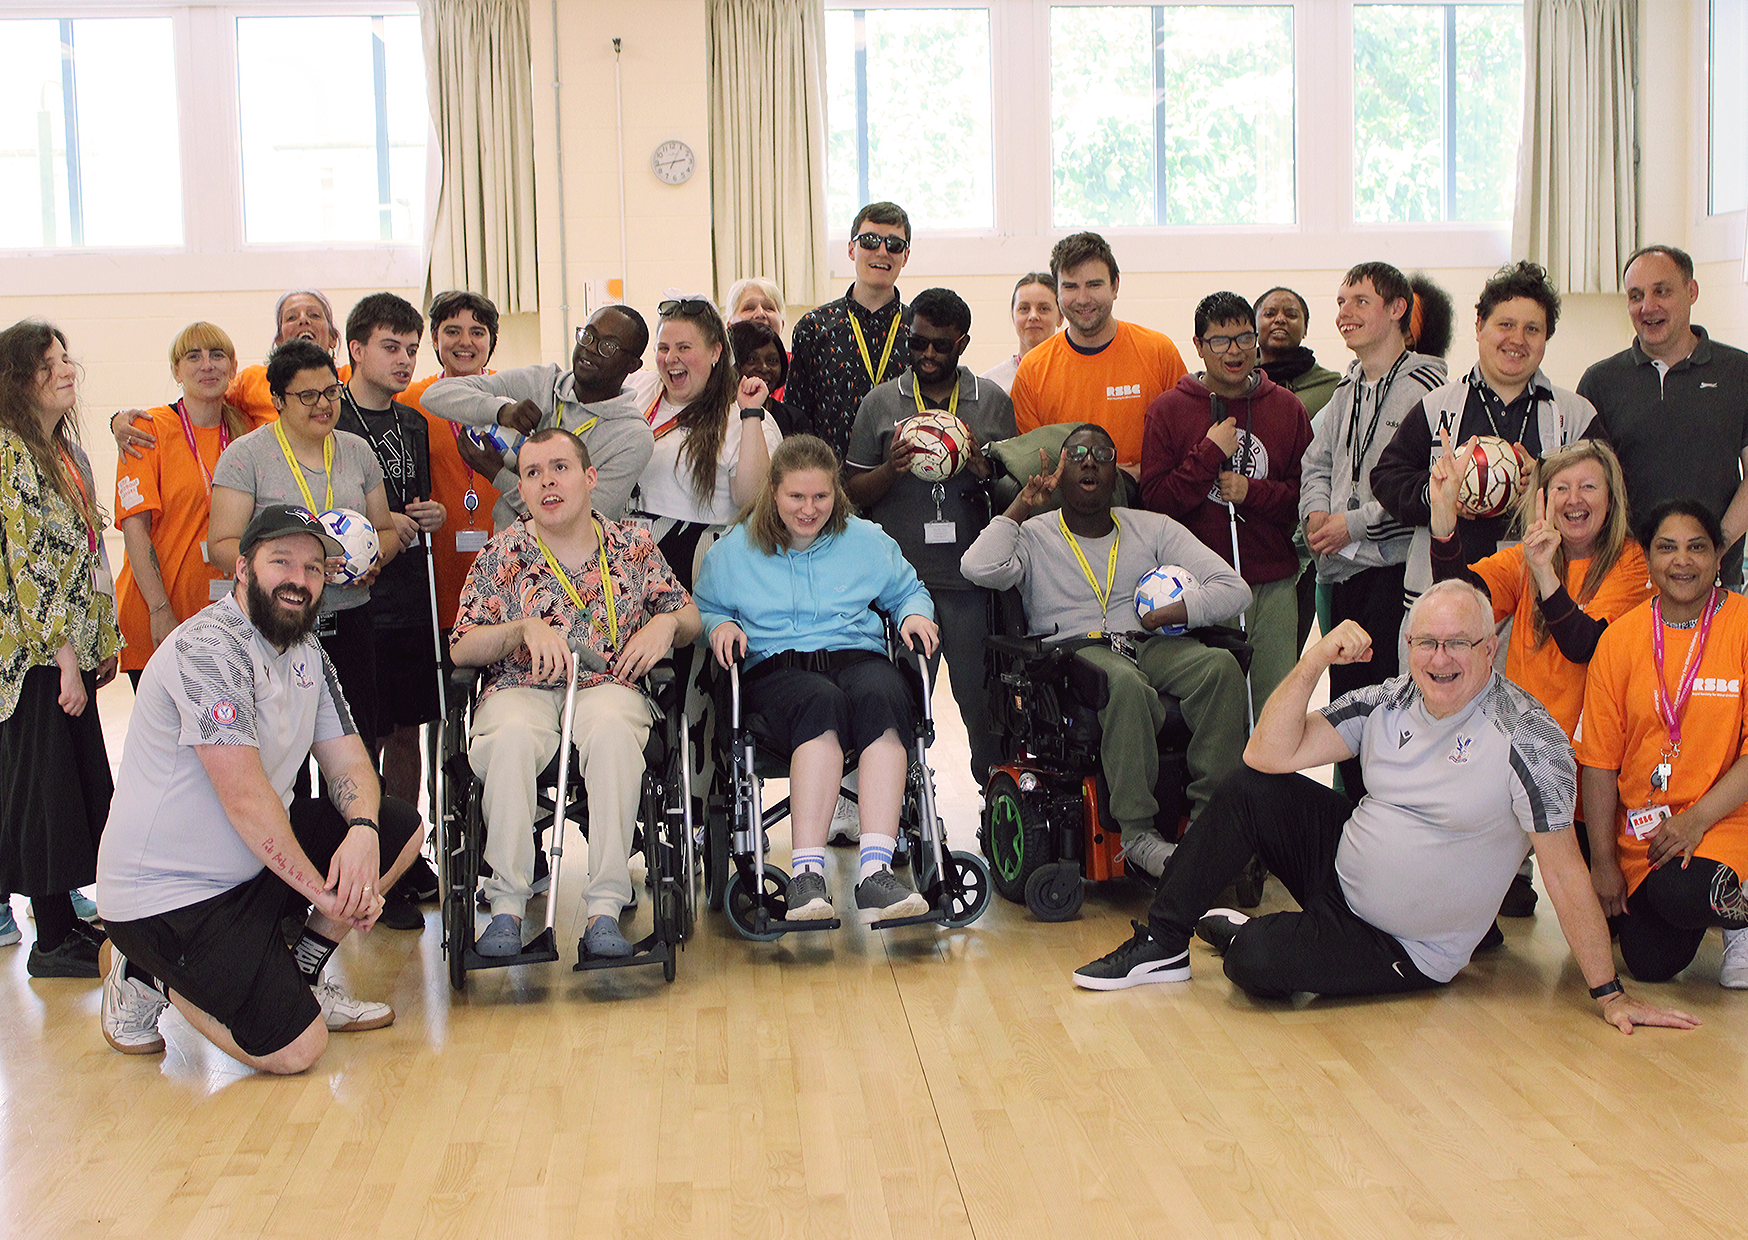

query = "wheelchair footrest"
867;910;947;931
574;932;673;972
763;916;841;935
462;926;562;972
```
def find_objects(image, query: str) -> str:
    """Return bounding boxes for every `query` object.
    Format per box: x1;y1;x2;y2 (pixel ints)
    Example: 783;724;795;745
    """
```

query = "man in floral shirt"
451;428;700;959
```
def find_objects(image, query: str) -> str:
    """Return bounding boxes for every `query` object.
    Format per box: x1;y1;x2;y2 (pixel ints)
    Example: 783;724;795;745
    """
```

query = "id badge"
1108;632;1138;662
315;611;339;639
626;516;654;537
1626;804;1671;840
210;577;232;601
455;529;488;554
923;520;956;545
91;564;114;599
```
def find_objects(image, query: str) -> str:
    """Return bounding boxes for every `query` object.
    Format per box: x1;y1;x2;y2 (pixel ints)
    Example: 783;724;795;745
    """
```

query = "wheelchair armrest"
1188;624;1254;675
449;665;482;693
986;633;1049;661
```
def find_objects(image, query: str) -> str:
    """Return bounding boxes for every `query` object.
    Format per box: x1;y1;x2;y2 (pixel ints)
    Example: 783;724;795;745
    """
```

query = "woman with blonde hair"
694;435;938;924
0;320;121;977
115;322;263;682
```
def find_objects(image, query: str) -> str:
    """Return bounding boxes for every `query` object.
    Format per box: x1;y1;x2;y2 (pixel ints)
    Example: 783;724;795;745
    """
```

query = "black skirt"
0;665;112;895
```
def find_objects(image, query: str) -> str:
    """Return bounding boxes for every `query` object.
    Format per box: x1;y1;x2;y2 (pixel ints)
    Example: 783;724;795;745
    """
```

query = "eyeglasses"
576;326;624;359
852;232;910;254
908;334;963;357
1064;443;1117;464
285;383;343;407
1408;636;1485;655
1201;331;1259;354
657;297;714;317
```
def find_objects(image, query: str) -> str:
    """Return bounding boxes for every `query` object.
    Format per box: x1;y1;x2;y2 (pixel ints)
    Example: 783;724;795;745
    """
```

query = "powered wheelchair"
436;642;696;989
699;623;993;942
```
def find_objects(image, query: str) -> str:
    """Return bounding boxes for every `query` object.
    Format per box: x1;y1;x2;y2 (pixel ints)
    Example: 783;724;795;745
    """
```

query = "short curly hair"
1475;260;1561;338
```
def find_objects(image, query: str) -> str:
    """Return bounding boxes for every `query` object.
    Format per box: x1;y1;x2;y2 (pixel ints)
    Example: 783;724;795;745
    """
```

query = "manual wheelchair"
436;643;697;989
699;625;993;941
979;589;1255;921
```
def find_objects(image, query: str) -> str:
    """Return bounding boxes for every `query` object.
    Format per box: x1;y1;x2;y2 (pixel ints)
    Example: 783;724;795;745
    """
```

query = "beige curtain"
419;0;539;312
1511;0;1638;293
707;0;829;308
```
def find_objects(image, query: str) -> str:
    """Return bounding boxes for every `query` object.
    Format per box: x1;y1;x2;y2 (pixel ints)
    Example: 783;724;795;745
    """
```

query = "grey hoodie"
422;364;656;529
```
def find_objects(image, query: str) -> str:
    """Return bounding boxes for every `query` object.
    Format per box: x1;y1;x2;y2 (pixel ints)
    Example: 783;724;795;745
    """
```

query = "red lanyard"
58;447;96;553
647;391;682;441
1650;587;1720;752
175;400;230;497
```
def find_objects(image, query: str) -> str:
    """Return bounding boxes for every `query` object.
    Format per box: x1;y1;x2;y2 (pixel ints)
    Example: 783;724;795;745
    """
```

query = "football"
899;411;972;482
317;508;380;586
1135;564;1197;634
1456;435;1530;519
466;423;524;460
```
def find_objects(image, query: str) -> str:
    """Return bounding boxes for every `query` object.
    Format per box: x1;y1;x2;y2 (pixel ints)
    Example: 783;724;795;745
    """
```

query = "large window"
1712;0;1748;215
236;14;428;244
0;17;182;248
1050;5;1294;227
1352;3;1523;224
824;7;995;230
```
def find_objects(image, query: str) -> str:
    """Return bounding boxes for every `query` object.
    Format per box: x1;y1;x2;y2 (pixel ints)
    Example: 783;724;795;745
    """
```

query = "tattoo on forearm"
261;836;319;897
327;774;361;815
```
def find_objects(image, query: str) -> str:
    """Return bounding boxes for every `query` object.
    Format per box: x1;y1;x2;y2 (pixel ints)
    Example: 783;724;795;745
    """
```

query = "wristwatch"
347;817;380;834
739;406;765;420
1588;976;1624;1000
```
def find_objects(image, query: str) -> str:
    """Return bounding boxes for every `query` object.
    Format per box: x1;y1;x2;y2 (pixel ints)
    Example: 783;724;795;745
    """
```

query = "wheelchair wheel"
722;866;790;942
654;879;681;982
703;802;730;913
983;772;1053;905
445;786;481;991
1024;860;1084;922
939;850;993;928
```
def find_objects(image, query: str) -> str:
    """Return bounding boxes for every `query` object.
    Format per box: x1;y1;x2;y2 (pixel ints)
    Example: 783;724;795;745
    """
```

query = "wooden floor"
5;678;1746;1239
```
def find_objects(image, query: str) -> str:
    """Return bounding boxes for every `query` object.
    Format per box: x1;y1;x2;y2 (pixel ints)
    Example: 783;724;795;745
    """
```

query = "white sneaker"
311;978;395;1032
101;942;167;1055
827;795;861;844
1721;927;1748;990
1119;830;1176;880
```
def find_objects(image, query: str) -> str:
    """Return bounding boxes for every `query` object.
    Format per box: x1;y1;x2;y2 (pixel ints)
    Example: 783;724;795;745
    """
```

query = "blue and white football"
466;423;524;459
1134;564;1197;634
317;508;380;586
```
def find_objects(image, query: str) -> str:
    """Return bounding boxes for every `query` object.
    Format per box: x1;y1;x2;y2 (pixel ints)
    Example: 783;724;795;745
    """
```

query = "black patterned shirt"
784;284;913;461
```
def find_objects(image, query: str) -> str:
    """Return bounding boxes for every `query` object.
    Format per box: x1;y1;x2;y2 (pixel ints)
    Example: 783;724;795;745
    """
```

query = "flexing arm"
1243;621;1367;773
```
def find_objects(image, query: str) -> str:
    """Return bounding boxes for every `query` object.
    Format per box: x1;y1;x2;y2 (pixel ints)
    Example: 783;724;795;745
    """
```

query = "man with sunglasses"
1141;292;1312;713
1071;581;1697;1036
962;424;1251;878
786;201;915;462
1010;232;1187;476
845;287;1015;788
423;305;655;530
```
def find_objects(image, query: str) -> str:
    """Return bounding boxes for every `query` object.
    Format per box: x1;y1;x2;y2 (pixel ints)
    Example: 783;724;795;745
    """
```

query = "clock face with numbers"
652;140;695;185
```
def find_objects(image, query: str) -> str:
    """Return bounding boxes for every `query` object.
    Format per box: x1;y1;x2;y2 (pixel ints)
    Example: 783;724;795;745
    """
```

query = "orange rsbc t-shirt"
1009;320;1187;466
225;361;351;424
113;404;263;670
405;371;502;630
1468;539;1651;742
1578;590;1748;895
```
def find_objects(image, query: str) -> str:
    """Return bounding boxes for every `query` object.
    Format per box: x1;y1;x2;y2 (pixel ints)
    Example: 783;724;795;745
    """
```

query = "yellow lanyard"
273;420;334;512
848;308;902;387
1058;511;1120;628
536;520;618;648
913;374;960;420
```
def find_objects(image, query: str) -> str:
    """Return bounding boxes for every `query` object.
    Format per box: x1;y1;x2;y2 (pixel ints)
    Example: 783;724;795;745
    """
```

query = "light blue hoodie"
695;516;934;666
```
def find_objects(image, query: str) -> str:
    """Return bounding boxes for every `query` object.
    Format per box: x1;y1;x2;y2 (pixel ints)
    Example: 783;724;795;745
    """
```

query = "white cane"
422;530;448;826
1227;500;1256;731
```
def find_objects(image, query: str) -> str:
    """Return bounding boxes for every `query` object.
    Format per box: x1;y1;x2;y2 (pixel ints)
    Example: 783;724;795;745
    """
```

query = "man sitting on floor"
960;422;1252;877
451;428;701;959
96;506;426;1073
1071;579;1700;1034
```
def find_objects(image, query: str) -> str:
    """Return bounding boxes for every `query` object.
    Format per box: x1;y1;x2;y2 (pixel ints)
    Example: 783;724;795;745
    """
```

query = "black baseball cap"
239;504;344;558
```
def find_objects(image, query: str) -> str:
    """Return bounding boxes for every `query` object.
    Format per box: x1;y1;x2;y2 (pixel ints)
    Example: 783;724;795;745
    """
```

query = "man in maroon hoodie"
1141;292;1313;712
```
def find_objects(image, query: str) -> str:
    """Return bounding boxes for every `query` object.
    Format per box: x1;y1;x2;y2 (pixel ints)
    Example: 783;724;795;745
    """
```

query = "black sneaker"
1071;921;1191;990
1499;873;1537;918
1194;907;1250;955
403;855;440;902
377;890;424;930
27;929;101;978
1475;920;1505;952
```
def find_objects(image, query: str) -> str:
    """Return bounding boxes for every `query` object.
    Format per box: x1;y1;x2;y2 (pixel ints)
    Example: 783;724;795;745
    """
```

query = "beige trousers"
468;682;651;921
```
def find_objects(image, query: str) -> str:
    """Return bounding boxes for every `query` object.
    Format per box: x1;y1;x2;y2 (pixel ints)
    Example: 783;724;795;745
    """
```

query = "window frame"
1693;0;1746;270
823;0;1522;282
0;0;426;298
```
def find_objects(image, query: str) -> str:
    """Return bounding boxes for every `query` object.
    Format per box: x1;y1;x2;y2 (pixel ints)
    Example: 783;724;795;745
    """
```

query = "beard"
243;570;320;646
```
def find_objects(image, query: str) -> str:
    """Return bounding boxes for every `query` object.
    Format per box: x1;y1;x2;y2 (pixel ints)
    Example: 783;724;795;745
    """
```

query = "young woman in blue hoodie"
695;434;939;923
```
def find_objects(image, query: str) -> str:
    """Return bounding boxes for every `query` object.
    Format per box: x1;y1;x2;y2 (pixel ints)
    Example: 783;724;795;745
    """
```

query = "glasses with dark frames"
1064;443;1117;464
284;383;344;407
575;326;624;358
852;232;909;254
1200;331;1259;354
657;297;715;317
908;334;963;356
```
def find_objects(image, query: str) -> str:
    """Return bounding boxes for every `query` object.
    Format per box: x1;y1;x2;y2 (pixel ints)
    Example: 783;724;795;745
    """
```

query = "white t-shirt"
96;594;355;922
635;396;781;524
1319;671;1575;982
980;355;1020;392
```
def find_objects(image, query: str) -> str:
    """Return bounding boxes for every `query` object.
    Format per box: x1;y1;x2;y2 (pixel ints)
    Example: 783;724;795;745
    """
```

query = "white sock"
858;833;896;882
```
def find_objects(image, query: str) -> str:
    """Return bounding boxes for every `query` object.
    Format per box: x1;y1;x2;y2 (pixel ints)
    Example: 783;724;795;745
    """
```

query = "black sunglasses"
1064;443;1116;464
658;297;715;316
908;334;963;356
852;232;909;254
